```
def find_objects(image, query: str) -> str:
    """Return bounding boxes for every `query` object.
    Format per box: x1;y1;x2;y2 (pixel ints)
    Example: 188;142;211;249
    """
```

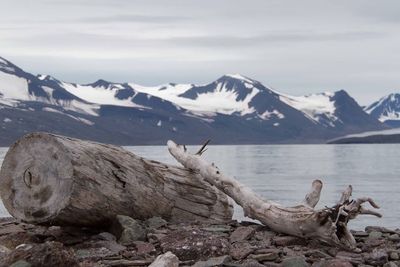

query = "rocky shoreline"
0;216;399;267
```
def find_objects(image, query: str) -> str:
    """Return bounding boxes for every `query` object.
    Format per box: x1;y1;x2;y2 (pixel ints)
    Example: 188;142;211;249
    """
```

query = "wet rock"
281;256;309;267
2;241;78;267
230;242;254;260
312;259;352;267
9;260;32;267
110;215;147;245
274;236;307;247
149;251;179;267
230;226;255;243
160;229;230;261
192;255;231;267
146;217;168;230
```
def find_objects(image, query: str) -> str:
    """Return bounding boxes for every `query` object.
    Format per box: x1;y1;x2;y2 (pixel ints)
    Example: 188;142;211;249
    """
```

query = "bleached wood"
0;133;233;226
167;140;382;251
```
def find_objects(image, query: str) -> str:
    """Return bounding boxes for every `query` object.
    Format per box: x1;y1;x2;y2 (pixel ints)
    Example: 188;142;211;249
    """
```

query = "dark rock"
2;241;78;267
202;225;232;233
160;229;230;261
192;255;231;267
94;232;117;241
240;259;267;267
281;256;310;267
250;251;280;262
110;215;147;245
273;236;307;246
254;230;276;241
388;234;400;241
364;249;388;266
365;226;396;234
305;250;332;259
145;217;168;229
368;231;383;239
230;226;255;243
352;231;369;238
312;259;352;267
336;251;363;265
133;241;156;255
389;251;399;260
101;259;153;266
75;247;115;261
230;242;254;260
9;260;32;267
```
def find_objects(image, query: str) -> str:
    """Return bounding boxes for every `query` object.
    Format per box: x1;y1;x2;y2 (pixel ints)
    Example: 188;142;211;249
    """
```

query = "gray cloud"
1;0;400;105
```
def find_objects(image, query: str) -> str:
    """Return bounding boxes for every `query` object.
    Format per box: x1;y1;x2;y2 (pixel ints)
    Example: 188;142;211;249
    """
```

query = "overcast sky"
1;0;400;105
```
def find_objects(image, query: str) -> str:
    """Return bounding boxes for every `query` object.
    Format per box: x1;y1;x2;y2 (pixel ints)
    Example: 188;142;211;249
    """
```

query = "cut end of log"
0;132;73;223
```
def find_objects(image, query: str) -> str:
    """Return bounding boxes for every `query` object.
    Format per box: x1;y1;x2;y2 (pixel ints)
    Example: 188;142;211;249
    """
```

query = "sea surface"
0;144;399;230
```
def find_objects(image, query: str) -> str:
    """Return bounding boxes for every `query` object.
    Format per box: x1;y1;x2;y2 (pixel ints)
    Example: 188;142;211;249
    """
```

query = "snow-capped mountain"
365;93;400;127
0;56;386;145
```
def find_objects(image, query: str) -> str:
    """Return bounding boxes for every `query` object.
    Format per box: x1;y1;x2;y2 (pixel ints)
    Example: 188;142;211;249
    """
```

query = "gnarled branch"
167;140;382;251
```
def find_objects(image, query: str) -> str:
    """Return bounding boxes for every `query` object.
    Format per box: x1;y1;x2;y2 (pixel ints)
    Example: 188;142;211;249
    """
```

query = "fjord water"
0;144;398;230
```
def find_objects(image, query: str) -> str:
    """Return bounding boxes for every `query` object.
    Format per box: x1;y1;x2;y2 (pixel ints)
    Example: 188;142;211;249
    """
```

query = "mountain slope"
0;56;387;145
365;93;400;127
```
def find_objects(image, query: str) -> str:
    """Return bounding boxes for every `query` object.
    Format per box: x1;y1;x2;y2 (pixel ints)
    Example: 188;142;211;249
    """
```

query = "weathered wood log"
167;140;382;251
0;133;233;226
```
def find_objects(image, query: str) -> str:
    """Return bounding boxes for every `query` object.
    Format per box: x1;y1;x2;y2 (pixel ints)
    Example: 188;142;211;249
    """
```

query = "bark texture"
167;140;382;251
0;133;233;226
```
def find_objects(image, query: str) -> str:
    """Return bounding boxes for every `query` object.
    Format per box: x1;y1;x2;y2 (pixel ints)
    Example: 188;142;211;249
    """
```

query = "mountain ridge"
0;56;389;146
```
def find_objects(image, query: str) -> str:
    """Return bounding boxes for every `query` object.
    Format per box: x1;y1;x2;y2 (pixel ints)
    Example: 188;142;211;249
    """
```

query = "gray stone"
241;259;266;267
364;249;388;266
383;262;397;267
9;260;31;267
96;232;117;241
192;255;231;267
0;244;11;258
312;259;352;267
274;236;307;246
250;251;279;262
230;242;254;260
368;231;383;239
365;226;396;234
202;225;232;233
146;216;168;229
149;251;179;267
336;251;363;265
230;226;255;243
282;256;309;267
390;251;399;260
111;215;147;245
389;234;400;241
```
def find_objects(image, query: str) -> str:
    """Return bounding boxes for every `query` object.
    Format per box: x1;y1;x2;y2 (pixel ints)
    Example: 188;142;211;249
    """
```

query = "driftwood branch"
167;140;382;251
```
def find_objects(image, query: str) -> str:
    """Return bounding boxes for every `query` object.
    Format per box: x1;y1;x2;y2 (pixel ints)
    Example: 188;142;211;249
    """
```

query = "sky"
1;0;400;105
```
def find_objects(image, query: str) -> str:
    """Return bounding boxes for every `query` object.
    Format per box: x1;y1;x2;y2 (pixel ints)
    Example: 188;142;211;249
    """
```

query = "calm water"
0;144;399;230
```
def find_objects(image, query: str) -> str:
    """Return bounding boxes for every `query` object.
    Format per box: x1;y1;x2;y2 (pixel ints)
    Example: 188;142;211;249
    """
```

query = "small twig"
195;139;211;155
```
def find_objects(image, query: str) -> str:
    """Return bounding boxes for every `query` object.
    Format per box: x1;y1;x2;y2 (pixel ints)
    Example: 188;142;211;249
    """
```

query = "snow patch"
3;118;11;123
0;72;30;100
280;92;338;123
157;120;162;127
258;109;285;120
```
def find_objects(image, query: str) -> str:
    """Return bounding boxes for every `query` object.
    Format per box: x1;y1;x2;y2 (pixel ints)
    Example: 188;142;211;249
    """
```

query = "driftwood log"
167;140;382;251
0;133;233;226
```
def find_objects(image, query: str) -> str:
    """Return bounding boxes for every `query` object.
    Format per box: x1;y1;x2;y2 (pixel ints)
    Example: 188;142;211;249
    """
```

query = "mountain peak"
221;73;254;83
90;79;113;88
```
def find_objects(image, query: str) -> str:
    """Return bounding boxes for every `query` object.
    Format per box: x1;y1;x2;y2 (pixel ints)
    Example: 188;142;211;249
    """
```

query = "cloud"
80;14;189;24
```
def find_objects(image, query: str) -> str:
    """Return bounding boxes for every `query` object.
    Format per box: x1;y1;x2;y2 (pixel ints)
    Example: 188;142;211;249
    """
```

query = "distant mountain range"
0;56;397;146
